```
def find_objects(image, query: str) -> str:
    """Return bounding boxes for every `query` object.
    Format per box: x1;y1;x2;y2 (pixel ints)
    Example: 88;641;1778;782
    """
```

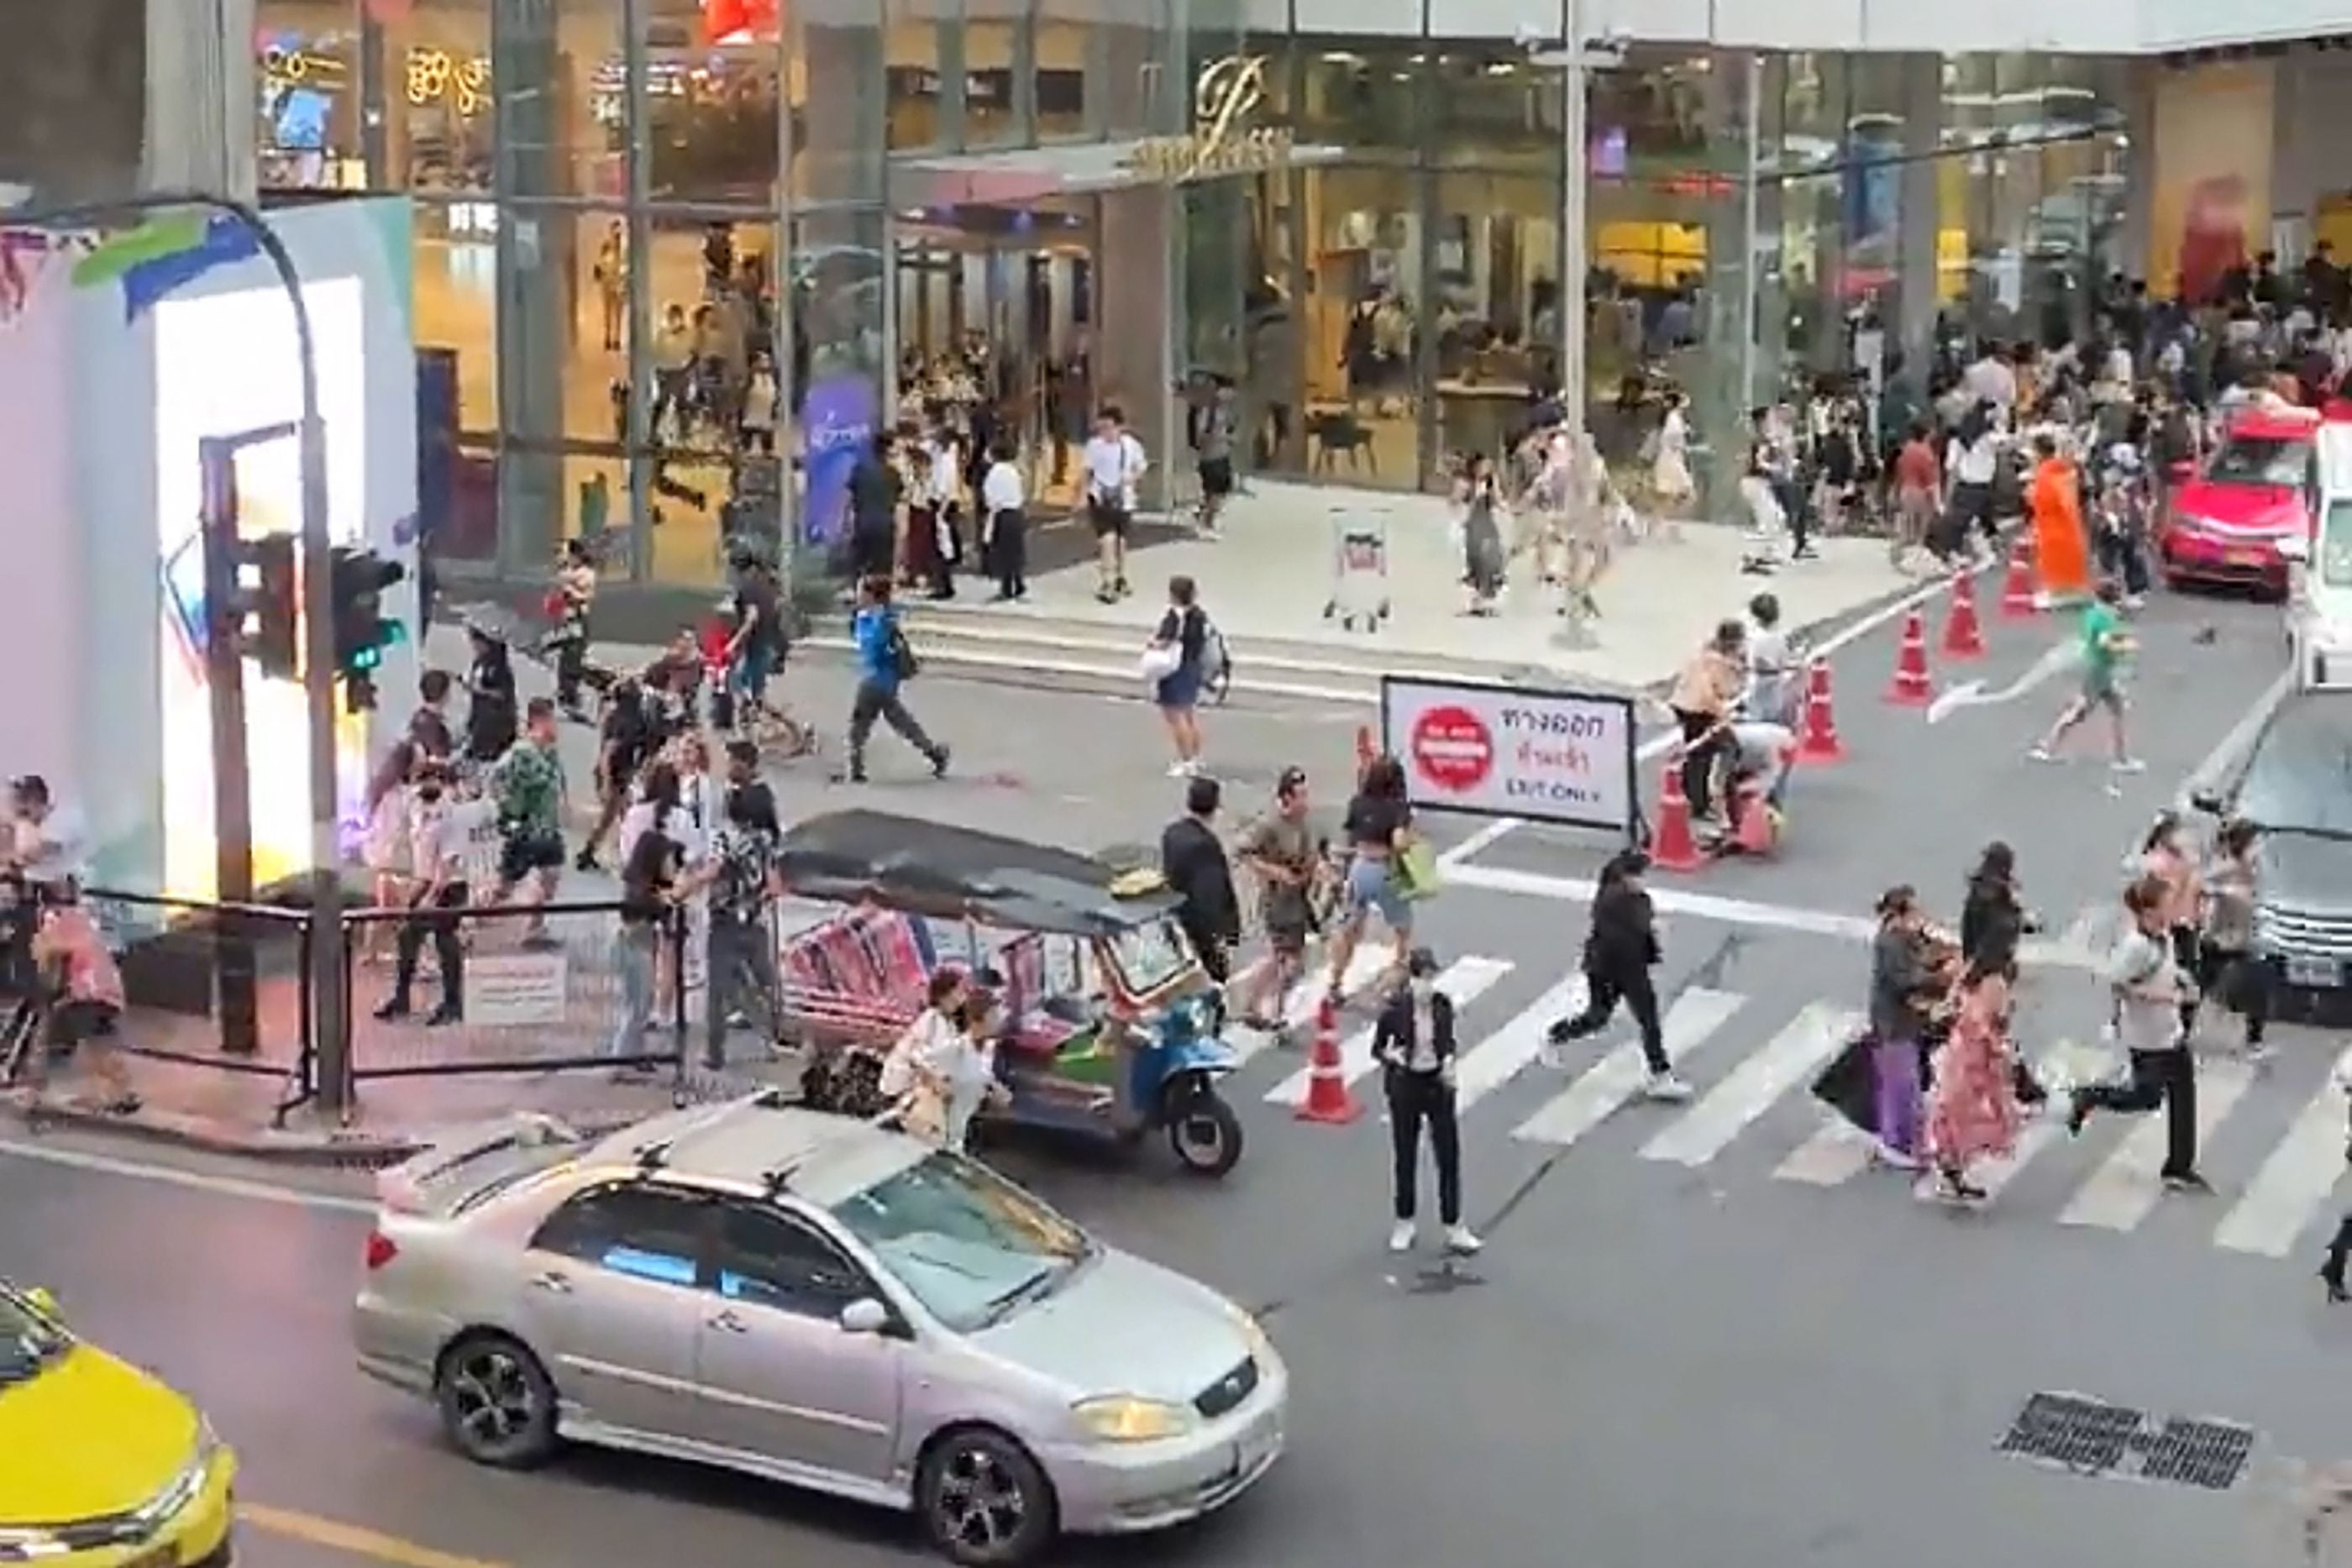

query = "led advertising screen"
154;281;370;901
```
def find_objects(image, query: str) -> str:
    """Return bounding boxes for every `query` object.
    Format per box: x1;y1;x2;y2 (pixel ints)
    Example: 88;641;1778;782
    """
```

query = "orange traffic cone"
1648;753;1705;873
1940;569;1986;660
1797;658;1843;761
1886;608;1934;705
1295;995;1362;1125
1999;539;2036;619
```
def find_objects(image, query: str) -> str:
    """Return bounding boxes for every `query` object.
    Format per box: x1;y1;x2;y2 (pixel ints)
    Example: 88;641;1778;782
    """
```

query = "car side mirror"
23;1287;58;1319
2279;534;2310;564
2189;789;2225;815
839;1297;890;1335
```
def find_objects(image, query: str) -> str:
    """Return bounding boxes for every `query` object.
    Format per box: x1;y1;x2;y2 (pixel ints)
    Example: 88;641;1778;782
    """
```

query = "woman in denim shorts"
1326;755;1417;1001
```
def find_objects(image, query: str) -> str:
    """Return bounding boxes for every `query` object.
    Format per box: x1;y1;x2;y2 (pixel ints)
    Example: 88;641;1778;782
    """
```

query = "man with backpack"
844;574;949;785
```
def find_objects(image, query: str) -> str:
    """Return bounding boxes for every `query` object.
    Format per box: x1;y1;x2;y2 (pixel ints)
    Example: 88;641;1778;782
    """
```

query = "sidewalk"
8;659;1373;1160
899;480;1914;700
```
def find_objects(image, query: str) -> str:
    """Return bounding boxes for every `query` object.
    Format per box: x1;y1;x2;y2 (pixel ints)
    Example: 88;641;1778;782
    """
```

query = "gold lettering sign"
406;48;491;116
1126;55;1292;184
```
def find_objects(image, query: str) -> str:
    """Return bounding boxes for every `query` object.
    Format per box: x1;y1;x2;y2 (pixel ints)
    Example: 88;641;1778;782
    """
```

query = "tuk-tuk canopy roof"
775;810;1183;936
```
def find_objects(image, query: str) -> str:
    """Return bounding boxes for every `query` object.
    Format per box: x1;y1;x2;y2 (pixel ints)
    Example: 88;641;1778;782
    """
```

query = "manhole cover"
1997;1392;2256;1492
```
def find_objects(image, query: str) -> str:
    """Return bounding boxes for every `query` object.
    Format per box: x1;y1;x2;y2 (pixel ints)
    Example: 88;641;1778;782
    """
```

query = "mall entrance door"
894;202;1095;517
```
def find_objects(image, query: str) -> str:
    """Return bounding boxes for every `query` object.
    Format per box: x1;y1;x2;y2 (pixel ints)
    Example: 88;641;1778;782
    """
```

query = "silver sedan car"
353;1092;1286;1565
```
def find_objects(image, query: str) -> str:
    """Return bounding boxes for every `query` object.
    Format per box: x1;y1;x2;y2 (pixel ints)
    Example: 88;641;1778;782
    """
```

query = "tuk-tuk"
774;810;1245;1177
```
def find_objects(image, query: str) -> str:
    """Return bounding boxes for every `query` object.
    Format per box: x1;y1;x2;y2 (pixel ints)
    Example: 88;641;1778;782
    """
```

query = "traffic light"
330;546;407;711
222;532;300;679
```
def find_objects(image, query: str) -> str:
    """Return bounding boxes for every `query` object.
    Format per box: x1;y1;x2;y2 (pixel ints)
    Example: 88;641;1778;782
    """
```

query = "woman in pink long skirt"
1924;957;2024;1203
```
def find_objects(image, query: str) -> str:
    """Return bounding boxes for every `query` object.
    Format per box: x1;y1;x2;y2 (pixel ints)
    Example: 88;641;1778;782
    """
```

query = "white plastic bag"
1139;642;1181;681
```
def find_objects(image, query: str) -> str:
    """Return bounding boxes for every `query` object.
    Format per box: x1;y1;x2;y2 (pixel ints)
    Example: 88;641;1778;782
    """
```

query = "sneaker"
2058;1090;2087;1137
1166;760;1190;778
372;999;411;1022
930;746;952;779
1444;1224;1483;1256
2027;745;2057;763
2246;1040;2274;1065
2110;757;2146;774
1872;1141;1922;1171
1642;1071;1693;1102
1388;1219;1416;1254
2161;1171;2213;1194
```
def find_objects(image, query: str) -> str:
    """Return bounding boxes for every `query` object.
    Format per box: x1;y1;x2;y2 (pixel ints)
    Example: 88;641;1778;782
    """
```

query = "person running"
1922;955;2025;1203
843;574;948;784
1082;406;1147;602
1373;947;1481;1256
576;675;657;873
2060;873;2209;1193
1233;767;1319;1031
695;781;784;1072
1541;849;1691;1100
2029;579;2142;780
2137;810;2204;1042
2193;817;2270;1062
1324;756;1419;1003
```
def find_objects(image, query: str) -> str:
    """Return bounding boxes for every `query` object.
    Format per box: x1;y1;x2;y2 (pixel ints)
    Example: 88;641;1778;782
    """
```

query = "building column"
1893;52;1941;395
2117;58;2156;286
491;0;573;572
144;0;256;202
1095;185;1173;509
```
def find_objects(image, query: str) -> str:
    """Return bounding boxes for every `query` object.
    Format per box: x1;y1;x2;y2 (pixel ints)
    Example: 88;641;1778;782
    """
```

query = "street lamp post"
1558;0;1588;441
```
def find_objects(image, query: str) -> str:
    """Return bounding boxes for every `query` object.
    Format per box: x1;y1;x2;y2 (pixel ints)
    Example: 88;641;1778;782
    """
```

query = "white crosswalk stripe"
2057;1058;2257;1231
1227;947;1394;1067
2213;1046;2352;1258
1263;957;1514;1107
1224;959;2352;1259
1641;1003;1855;1168
1512;989;1746;1149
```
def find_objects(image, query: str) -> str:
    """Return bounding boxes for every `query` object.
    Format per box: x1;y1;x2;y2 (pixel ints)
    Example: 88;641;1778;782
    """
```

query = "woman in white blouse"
660;733;718;1016
980;438;1027;601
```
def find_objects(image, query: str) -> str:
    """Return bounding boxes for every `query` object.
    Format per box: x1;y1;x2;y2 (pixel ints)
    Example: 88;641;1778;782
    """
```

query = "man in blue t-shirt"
844;575;949;785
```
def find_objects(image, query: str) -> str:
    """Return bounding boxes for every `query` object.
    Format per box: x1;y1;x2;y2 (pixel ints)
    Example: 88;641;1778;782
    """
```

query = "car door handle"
531;1271;574;1294
707;1308;749;1334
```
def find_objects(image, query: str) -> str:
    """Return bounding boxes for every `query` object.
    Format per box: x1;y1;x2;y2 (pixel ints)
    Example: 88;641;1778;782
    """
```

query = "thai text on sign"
1379;676;1638;834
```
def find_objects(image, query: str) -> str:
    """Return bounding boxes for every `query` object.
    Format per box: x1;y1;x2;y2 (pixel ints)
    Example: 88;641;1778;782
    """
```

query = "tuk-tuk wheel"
1168;1092;1243;1177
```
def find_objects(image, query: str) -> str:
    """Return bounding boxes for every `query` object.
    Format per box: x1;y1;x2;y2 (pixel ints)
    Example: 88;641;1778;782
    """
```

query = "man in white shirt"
2061;873;2208;1192
1080;406;1147;602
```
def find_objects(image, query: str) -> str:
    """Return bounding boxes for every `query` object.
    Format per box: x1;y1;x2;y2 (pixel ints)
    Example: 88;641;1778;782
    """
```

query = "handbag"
1138;642;1181;681
1394;840;1442;901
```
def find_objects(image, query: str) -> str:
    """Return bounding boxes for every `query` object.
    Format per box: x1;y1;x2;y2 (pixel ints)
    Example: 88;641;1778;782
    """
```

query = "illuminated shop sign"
407;48;491;115
1126;55;1291;183
261;45;348;90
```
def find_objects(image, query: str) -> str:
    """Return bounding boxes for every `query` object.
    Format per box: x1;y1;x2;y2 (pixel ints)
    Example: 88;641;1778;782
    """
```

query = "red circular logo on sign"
1410;705;1493;793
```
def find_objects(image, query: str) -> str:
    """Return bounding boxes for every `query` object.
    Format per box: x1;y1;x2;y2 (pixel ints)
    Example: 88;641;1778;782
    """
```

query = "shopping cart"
1323;508;1391;633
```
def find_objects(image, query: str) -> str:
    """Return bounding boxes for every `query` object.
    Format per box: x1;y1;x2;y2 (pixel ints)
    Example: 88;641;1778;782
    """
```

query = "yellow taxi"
0;1281;236;1565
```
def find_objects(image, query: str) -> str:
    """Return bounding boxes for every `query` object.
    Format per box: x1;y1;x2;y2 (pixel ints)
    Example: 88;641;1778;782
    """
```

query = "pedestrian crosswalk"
1226;957;2352;1265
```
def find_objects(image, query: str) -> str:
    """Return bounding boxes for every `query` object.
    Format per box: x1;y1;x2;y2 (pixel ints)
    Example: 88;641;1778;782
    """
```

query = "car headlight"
0;1529;68;1561
1071;1395;1198;1443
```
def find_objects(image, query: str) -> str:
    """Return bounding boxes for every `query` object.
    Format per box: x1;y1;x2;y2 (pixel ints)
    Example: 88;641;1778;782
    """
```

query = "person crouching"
1374;947;1480;1256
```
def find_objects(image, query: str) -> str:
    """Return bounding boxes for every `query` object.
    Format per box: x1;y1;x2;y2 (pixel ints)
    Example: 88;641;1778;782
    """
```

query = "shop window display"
1289;166;1423;490
255;10;365;191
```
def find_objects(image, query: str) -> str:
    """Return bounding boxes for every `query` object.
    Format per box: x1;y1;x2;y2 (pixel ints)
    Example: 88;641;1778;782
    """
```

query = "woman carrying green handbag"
1325;756;1422;1002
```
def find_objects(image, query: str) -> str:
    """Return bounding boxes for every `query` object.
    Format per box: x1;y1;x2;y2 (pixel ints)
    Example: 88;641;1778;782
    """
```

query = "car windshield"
828;1151;1093;1332
2236;726;2352;838
2323;501;2352;589
2208;435;2308;489
0;1293;71;1390
1105;917;1191;995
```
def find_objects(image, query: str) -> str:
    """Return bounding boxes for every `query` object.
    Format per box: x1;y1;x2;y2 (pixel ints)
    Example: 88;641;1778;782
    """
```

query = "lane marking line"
2213;1043;2352;1259
1513;988;1747;1149
1441;862;2103;968
2057;1057;2256;1232
240;1503;516;1568
1434;570;1963;869
2175;663;2294;811
1640;1003;1858;1167
0;1137;376;1214
1446;972;1583;1113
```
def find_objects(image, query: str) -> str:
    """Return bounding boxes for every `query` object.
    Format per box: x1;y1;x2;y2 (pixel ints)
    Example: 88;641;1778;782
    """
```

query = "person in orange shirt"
2027;433;2092;609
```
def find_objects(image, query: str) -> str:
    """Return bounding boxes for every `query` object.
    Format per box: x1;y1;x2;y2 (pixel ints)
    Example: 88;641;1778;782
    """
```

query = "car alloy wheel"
436;1334;559;1468
921;1429;1053;1566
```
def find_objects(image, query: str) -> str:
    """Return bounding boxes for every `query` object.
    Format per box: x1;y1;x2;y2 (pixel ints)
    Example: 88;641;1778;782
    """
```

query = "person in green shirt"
2029;579;2144;777
490;697;570;943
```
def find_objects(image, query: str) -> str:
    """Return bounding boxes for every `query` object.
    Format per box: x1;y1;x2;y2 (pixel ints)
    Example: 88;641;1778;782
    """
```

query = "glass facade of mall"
250;0;2133;585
